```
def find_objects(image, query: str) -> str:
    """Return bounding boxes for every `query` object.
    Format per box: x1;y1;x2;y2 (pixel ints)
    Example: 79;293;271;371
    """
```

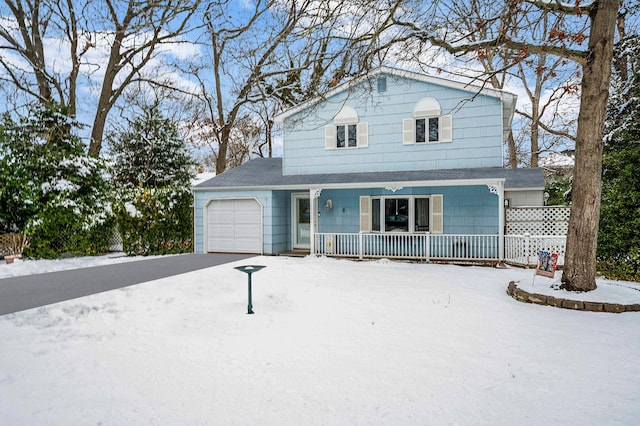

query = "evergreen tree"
599;71;640;279
0;104;113;257
108;106;194;188
108;105;195;255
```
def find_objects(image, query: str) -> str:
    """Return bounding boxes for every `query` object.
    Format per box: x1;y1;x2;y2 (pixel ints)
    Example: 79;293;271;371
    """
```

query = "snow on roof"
539;152;575;168
191;172;217;186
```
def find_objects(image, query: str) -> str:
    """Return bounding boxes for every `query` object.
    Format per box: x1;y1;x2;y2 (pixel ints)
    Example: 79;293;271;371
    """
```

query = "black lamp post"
234;265;266;314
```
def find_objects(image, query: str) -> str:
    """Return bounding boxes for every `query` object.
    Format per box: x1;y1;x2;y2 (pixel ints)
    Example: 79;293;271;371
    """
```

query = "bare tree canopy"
183;0;400;174
392;0;621;291
0;0;202;156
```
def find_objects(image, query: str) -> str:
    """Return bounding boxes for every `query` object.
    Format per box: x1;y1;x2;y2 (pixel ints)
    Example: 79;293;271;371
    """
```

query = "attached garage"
206;198;263;254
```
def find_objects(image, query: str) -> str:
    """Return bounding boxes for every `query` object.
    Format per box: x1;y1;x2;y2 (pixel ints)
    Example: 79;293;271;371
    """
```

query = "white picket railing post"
523;233;531;265
425;233;430;262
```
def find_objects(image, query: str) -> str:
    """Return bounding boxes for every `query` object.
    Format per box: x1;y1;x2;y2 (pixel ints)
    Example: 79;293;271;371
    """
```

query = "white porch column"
488;181;505;261
497;181;505;261
310;188;322;255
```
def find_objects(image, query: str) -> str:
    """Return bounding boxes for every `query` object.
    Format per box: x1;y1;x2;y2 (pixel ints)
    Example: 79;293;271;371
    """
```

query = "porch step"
278;250;310;257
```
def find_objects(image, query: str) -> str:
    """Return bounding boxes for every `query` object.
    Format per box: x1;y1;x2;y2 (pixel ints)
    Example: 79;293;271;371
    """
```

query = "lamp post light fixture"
234;265;266;314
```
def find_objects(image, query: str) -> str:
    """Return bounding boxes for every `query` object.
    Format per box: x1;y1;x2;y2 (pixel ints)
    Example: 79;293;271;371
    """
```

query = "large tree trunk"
561;0;620;291
215;127;231;175
87;28;124;157
530;107;540;168
506;131;517;168
88;108;109;157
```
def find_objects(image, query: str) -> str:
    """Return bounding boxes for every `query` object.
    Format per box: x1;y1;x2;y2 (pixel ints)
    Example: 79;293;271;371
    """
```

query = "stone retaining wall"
507;282;640;313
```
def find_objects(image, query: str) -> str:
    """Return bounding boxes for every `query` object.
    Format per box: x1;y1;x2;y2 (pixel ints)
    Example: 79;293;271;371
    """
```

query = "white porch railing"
504;234;567;266
315;233;500;262
314;232;567;265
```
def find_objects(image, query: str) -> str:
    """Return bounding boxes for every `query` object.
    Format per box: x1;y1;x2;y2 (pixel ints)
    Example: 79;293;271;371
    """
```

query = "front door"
292;194;310;249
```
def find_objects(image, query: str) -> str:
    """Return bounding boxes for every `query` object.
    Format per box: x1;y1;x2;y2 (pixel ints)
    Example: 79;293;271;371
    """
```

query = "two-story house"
192;67;545;262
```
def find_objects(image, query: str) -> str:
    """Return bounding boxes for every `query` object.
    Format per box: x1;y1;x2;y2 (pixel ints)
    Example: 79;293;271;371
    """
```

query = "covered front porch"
302;179;508;262
301;186;567;265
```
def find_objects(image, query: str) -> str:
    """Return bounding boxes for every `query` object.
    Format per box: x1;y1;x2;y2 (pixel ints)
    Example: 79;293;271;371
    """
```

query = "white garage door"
207;199;262;253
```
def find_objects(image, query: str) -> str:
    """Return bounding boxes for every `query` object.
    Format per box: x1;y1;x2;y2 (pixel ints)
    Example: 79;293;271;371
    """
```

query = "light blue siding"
194;185;498;254
194;189;294;254
270;191;291;253
283;73;504;176
194;190;274;254
317;185;499;235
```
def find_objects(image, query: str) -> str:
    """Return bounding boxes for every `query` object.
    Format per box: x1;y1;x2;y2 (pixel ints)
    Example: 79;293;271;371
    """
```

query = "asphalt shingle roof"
193;158;545;190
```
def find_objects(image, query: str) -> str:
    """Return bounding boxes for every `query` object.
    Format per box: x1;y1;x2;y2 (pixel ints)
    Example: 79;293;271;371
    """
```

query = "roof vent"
377;76;387;93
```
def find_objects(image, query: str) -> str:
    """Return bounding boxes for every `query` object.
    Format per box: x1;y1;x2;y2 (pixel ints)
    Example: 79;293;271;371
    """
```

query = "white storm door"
292;194;310;249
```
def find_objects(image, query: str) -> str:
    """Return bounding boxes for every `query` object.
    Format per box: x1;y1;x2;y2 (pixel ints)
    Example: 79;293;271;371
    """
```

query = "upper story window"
325;106;368;150
403;97;452;145
337;124;357;148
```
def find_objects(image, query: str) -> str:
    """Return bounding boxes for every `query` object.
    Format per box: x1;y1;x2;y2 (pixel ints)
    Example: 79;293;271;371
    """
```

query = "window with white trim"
403;97;452;144
360;195;443;234
325;106;368;149
337;124;357;148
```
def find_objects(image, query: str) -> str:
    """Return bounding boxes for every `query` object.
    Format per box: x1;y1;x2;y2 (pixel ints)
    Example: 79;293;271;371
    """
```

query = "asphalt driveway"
0;253;253;316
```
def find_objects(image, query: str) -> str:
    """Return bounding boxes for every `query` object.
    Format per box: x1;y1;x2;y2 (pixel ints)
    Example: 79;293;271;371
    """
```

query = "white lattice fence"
506;206;570;236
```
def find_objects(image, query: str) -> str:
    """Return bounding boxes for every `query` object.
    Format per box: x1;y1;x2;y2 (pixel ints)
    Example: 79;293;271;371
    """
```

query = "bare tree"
0;0;201;156
394;0;621;291
396;0;580;168
0;0;90;113
85;0;201;156
514;53;579;167
184;0;401;174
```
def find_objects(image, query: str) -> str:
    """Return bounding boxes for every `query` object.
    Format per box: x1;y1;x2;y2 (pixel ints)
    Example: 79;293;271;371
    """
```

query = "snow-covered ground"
1;255;639;425
0;253;165;279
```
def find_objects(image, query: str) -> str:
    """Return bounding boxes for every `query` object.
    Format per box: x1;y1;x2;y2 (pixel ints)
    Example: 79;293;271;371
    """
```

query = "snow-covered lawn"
1;255;639;425
0;253;165;279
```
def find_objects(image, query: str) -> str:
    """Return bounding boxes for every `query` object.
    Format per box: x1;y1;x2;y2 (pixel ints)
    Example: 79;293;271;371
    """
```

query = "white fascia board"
192;177;507;192
505;186;546;191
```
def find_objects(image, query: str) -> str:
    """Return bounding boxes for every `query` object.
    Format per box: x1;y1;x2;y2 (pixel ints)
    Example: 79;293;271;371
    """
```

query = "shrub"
597;250;640;282
114;187;193;256
0;103;115;258
108;104;195;256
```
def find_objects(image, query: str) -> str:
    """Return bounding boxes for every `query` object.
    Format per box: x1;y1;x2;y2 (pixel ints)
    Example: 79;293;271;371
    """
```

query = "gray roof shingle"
193;158;544;190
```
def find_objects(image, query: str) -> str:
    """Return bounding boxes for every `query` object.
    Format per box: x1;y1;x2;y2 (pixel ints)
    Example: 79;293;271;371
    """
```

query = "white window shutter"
431;194;443;234
357;122;368;147
325;125;335;149
402;118;414;145
359;196;371;232
440;115;453;142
